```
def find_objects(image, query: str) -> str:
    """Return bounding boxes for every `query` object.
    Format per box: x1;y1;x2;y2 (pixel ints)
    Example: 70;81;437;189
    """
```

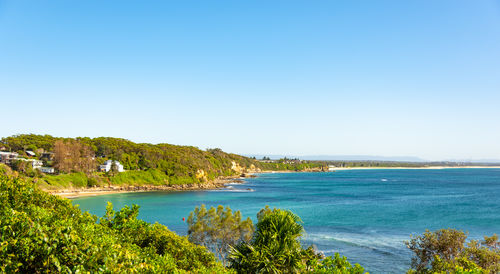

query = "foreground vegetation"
406;229;500;273
0;172;227;273
1;168;499;273
187;205;365;273
0;170;365;273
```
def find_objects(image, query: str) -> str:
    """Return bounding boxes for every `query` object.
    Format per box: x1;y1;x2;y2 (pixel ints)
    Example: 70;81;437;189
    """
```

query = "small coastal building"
25;151;36;157
99;160;124;173
40;167;55;174
0;152;19;165
328;165;336;172
15;158;43;169
31;160;43;169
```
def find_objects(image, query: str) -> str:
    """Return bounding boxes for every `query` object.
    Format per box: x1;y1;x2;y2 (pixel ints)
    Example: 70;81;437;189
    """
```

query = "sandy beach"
50;178;243;198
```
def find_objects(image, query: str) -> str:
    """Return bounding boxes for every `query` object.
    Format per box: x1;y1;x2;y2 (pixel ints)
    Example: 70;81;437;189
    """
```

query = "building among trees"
0;152;19;165
99;160;124;173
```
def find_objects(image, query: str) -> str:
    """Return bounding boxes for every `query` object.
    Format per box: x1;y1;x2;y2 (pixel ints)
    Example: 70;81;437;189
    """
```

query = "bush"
187;204;254;264
406;229;500;273
228;206;366;273
0;173;228;273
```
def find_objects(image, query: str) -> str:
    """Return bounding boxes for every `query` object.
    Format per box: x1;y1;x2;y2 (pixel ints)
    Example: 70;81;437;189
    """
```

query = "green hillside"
0;134;326;190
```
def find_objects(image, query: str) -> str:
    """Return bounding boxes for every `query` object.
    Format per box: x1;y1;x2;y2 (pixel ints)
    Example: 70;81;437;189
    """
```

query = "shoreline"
50;177;244;199
249;166;500;175
328;166;500;171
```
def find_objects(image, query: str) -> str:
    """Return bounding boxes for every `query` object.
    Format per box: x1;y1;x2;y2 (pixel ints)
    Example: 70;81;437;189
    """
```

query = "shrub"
0;173;228;273
187;204;254;264
228;206;366;273
406;229;500;273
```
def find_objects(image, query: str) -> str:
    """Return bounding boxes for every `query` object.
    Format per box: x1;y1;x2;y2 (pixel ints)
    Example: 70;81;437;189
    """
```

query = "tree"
10;160;35;177
54;139;95;174
406;229;500;273
110;161;119;176
187;204;254;265
229;206;365;273
228;207;307;273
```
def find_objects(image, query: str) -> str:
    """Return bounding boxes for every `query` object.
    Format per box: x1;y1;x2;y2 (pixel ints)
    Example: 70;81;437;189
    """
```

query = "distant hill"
443;158;500;164
245;154;428;162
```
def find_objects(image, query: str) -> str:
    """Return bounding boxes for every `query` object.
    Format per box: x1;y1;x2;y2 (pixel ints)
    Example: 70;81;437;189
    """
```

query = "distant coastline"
250;166;500;174
56;166;500;198
3;134;499;200
328;166;500;171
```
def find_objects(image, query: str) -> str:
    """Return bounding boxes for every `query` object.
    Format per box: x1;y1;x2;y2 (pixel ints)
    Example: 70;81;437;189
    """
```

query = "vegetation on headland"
0;134;327;190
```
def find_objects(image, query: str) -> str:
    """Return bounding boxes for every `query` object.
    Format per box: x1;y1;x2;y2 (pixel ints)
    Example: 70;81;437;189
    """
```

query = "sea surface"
72;168;500;273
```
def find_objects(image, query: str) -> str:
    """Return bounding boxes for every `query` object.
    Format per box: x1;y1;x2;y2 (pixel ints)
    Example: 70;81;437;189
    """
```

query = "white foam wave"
306;232;407;250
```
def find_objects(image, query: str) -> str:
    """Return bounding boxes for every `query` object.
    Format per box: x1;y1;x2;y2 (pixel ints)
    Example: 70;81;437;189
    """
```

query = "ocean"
72;168;500;273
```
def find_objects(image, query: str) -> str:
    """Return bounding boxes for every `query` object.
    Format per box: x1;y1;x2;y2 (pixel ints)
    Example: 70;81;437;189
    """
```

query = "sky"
1;0;500;161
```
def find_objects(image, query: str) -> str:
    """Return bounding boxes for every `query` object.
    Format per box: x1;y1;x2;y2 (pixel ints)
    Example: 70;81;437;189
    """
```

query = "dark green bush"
0;173;228;273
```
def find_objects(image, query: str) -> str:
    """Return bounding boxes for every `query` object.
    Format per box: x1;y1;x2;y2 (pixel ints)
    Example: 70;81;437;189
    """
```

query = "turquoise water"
72;169;500;273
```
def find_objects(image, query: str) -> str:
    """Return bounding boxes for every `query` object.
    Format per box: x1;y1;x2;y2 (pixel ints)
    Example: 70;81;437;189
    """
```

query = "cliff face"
231;161;261;174
195;169;208;182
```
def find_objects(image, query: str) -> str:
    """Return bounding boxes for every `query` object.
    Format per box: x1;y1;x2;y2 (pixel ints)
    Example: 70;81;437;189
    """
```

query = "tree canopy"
406;229;500;273
187;204;254;264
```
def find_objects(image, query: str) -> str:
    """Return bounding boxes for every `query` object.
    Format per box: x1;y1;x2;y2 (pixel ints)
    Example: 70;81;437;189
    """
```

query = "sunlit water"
72;169;500;273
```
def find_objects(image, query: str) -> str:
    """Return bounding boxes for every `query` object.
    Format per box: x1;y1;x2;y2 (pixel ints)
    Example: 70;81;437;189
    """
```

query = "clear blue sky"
1;0;499;161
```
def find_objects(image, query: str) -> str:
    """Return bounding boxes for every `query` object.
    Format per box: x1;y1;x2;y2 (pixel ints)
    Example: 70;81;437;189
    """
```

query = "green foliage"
2;134;328;190
0;164;13;176
229;207;308;273
10;160;37;177
39;172;98;190
0;173;228;273
229;206;366;273
0;134;58;152
187;204;254;264
406;229;500;273
312;253;366;274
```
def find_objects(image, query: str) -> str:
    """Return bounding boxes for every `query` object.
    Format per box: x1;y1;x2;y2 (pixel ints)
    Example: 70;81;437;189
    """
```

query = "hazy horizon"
1;1;499;161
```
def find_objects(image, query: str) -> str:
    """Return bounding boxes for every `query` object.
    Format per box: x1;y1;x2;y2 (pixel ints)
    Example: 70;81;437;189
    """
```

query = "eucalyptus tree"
187;204;254;264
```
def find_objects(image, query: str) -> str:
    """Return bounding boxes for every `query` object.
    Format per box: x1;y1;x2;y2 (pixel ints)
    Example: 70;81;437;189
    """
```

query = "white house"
99;160;124;173
40;167;55;174
12;158;43;169
0;152;19;164
31;159;43;169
